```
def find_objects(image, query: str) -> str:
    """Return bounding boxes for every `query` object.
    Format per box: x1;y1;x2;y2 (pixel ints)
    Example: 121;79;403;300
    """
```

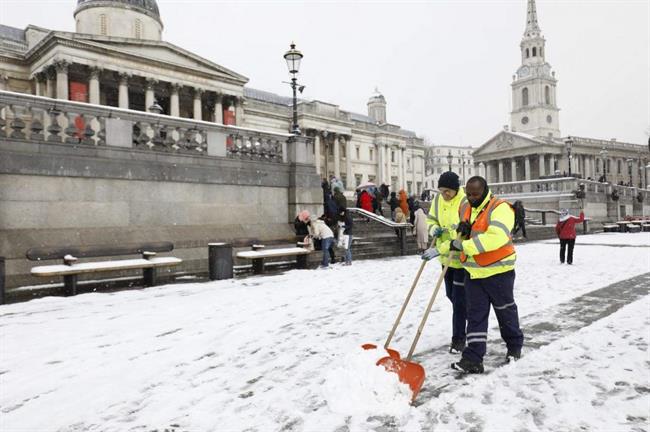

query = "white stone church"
0;0;426;194
473;0;647;188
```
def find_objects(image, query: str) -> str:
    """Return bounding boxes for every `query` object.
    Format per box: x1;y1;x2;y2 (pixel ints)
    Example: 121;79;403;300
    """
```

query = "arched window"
526;48;529;58
135;19;142;39
522;87;529;106
100;14;107;35
545;86;550;105
532;47;537;57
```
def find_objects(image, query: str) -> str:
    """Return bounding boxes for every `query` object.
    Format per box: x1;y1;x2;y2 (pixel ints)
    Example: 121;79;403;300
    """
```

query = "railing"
0;90;291;163
491;177;650;201
347;207;412;228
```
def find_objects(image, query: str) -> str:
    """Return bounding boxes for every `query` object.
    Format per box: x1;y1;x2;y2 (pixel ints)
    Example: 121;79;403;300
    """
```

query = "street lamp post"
283;43;304;136
446;150;453;172
564;136;574;177
599;147;608;183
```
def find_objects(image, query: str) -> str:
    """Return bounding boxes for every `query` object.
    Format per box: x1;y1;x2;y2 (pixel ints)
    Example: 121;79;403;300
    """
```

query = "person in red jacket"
359;190;373;213
555;208;585;265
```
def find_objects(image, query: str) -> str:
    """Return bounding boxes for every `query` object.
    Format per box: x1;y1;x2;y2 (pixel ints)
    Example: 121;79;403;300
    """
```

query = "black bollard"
208;243;233;280
0;257;5;305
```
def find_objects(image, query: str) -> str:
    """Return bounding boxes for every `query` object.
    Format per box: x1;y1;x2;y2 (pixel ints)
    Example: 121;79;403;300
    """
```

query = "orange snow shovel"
362;235;440;360
376;256;450;401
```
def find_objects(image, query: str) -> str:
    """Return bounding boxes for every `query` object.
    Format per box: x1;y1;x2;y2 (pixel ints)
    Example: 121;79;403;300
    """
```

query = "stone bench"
642;223;650;232
236;244;311;275
602;224;620;233
627;224;642;233
27;242;182;296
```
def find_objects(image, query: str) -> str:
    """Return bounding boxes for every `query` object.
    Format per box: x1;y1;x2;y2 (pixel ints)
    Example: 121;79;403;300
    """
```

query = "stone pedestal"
287;136;323;222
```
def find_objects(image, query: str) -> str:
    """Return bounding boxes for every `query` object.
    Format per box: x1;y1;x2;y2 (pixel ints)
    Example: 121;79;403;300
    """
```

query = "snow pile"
322;347;412;418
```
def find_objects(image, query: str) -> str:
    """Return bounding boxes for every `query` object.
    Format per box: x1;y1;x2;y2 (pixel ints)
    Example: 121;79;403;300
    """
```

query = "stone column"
401;147;407;190
376;143;383;185
524;156;531;181
538;154;546;178
46;68;55;98
511;159;518;182
386;146;392;187
344;136;353;190
549;155;556;174
193;88;203;120
118;72;130;109
213;93;223;124
170;84;181;117
145;78;157;112
483;162;491;182
34;72;46;96
234;97;244;126
54;60;69;100
333;134;341;178
89;67;101;105
498;160;504;183
313;133;321;176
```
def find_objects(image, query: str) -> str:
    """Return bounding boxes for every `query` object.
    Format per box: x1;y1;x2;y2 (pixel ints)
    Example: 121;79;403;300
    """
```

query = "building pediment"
473;130;559;160
26;32;248;85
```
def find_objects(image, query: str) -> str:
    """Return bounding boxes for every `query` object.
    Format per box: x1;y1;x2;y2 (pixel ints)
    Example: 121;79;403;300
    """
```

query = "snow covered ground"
1;233;648;431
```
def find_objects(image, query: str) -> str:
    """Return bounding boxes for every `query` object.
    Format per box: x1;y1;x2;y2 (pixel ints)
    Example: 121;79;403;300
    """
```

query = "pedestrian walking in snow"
421;171;468;354
555;208;585;265
375;190;384;216
399;189;409;220
302;214;335;268
359;190;373;213
450;176;524;373
413;207;428;253
338;209;354;265
380;183;390;200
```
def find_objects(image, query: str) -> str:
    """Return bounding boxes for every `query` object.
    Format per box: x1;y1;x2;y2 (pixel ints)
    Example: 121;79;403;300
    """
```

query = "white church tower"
510;0;560;138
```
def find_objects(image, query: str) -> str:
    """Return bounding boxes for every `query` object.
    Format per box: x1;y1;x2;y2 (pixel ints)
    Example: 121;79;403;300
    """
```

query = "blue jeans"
321;237;334;267
462;270;524;363
344;236;353;264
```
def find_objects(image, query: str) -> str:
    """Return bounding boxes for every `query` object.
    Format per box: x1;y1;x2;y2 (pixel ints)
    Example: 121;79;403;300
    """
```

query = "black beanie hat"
437;171;460;191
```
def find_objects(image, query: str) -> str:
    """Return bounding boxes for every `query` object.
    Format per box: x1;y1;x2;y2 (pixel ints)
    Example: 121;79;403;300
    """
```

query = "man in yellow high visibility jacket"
449;176;524;374
422;171;468;354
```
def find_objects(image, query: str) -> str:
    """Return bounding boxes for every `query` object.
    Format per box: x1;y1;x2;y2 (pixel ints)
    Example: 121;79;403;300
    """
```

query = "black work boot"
449;339;465;354
451;357;484;374
505;348;521;364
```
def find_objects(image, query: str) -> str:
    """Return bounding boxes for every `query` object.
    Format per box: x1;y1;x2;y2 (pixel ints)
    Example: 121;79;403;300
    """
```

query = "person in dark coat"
407;194;417;225
333;187;347;213
375;189;384;216
380;183;390;200
555;208;585;264
388;191;399;220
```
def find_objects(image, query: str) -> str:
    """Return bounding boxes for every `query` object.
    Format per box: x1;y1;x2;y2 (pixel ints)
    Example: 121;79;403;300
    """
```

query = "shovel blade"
361;343;401;359
376;356;426;401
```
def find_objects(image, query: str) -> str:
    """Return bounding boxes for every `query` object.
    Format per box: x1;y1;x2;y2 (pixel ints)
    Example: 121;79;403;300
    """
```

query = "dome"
75;0;162;25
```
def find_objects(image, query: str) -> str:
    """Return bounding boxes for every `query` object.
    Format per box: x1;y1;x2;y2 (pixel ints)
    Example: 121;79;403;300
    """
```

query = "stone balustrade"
491;177;650;199
0;90;291;163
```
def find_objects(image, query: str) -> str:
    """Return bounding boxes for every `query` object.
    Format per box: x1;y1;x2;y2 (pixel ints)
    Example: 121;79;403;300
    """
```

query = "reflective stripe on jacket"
458;192;516;279
426;188;466;269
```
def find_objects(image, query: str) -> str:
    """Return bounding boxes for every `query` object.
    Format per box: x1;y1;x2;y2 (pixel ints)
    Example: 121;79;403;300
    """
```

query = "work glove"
421;248;441;261
431;227;445;238
450;239;463;252
457;221;472;238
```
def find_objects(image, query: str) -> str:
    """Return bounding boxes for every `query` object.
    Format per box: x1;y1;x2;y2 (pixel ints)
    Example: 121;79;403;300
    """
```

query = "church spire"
524;0;542;38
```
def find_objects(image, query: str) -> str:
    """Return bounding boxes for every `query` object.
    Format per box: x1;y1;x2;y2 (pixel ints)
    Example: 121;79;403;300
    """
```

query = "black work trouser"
559;239;575;264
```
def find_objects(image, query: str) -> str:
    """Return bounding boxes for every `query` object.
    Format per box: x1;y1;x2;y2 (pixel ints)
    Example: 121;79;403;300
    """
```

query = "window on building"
617;160;622;174
100;14;107;35
391;151;395;163
522;87;529;106
369;149;374;161
355;146;360;160
532;47;537;57
407;158;411;169
416;182;422;195
407;181;412;195
368;175;376;183
545;86;550;105
135;19;142;39
341;175;347;189
526;48;529;58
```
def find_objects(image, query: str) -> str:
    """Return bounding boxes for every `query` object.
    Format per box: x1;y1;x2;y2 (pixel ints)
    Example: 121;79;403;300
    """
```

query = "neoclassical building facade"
472;0;647;188
0;0;425;194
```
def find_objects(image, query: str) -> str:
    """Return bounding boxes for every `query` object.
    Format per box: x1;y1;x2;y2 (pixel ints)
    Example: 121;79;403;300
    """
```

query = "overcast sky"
1;0;648;147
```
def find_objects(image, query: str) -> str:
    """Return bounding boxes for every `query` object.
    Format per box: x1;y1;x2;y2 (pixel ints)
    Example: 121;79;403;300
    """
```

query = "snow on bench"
236;246;311;274
27;242;182;296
